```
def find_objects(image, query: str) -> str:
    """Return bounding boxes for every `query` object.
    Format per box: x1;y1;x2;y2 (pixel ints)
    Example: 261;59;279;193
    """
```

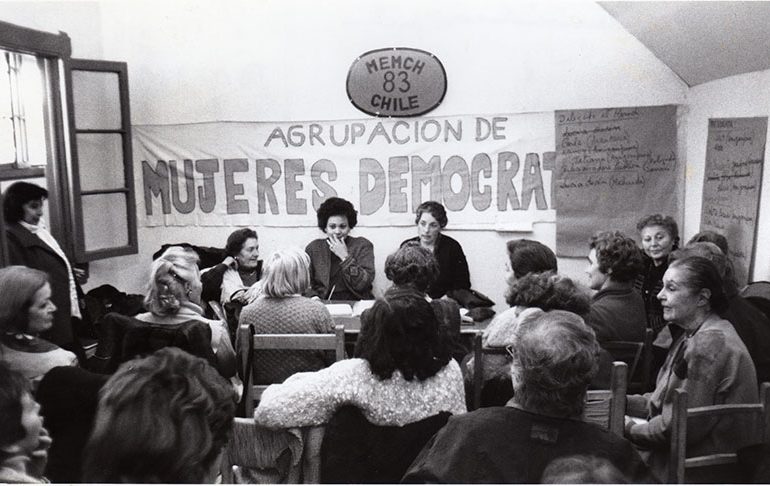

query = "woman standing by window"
3;182;83;357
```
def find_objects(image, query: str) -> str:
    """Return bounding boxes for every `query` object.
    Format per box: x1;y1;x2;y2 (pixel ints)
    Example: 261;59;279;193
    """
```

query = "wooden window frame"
65;59;137;261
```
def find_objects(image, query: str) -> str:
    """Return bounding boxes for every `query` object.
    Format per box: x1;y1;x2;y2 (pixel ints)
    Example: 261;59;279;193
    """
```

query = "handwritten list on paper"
554;105;679;256
700;117;767;286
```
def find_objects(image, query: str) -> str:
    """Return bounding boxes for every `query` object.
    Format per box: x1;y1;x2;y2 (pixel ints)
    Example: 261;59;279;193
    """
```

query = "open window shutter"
65;59;137;261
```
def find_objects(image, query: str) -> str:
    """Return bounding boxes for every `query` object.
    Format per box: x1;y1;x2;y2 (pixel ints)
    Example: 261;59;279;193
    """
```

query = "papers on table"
325;303;354;316
324;300;376;317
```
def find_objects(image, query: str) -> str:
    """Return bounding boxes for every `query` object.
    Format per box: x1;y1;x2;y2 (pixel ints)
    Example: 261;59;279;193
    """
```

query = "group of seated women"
2;180;769;483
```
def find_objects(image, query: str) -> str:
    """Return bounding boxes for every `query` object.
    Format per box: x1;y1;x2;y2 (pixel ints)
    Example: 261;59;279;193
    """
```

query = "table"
332;314;488;335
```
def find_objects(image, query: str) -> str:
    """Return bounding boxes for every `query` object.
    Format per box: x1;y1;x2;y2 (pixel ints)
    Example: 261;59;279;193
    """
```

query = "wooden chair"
741;280;770;300
219;417;325;483
668;382;770;484
583;361;628;436
471;332;628;436
471;332;510;410
603;328;654;393
238;323;345;416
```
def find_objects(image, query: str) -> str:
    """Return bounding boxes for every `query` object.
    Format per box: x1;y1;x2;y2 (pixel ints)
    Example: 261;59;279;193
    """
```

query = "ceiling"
599;1;770;86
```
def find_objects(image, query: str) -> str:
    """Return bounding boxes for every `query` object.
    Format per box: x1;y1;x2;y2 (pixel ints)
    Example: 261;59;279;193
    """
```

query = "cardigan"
402;234;470;299
402;406;653;483
305;235;374;299
238;295;335;384
588;280;647;343
5;223;76;347
626;313;758;480
253;358;466;428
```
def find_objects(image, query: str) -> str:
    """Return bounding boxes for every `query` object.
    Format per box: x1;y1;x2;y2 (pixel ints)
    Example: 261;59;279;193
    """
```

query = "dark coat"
402;234;470;299
6;223;74;346
320;405;451;484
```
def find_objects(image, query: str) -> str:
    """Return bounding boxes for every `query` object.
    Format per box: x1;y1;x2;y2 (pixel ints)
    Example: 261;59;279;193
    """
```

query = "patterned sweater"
239;295;336;384
254;358;467;428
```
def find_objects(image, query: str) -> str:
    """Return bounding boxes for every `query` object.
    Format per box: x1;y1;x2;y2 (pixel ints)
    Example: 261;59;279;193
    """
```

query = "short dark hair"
688;230;729;255
636;213;680;248
82;348;236;483
354;287;450;381
0;362;32;455
506;239;557;279
414;201;448;228
225;228;258;257
385;242;439;293
669;256;729;313
589;231;644;283
512;310;599;417
505;272;591;317
317;197;358;230
2;181;48;223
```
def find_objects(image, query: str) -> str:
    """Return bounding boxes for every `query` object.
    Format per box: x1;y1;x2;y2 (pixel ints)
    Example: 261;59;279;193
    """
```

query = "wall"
685;69;770;282
2;0;689;309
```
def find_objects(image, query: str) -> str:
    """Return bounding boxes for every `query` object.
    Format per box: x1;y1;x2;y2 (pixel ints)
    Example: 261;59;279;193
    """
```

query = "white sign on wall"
136;112;557;230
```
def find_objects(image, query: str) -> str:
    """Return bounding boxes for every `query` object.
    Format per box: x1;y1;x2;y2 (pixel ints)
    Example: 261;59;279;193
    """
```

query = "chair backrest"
471;332;510;410
583;361;628;436
220;417;324;483
603;328;653;393
238;323;346;416
741;281;770;300
668;382;770;484
95;312;216;373
320;405;451;483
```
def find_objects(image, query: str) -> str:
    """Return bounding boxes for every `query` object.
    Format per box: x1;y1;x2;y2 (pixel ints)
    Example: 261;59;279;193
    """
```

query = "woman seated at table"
466;271;614;407
305;197;374;300
131;246;236;377
585;230;646;343
384;242;465;360
401;201;470;299
201;228;263;306
239;247;336;385
625;256;758;481
0;266;77;387
253;288;466;428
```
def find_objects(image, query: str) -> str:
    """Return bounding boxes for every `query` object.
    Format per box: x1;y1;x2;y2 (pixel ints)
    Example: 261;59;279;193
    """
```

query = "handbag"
446;288;495;309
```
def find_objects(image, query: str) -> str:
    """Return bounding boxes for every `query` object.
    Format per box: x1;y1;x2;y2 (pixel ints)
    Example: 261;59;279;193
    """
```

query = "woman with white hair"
238;247;336;385
126;246;235;377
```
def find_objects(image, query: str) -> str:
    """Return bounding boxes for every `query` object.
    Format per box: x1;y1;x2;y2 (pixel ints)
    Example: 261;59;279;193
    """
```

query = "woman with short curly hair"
635;214;680;339
585;231;646;343
466;271;609;407
305;197;374;300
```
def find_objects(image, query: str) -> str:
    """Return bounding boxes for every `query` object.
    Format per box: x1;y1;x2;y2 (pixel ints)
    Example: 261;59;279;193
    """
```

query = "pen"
327;285;336;302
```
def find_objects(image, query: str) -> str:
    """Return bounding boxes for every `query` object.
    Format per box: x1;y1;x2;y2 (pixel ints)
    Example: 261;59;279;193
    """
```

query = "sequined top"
254;358;467;428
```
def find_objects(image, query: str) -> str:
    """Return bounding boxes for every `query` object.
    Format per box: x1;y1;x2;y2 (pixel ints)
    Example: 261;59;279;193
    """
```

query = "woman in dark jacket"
401;201;470;299
3;182;82;354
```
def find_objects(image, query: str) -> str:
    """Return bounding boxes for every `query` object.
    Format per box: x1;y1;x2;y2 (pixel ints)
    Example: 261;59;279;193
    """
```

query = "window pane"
82;193;128;251
19;55;47;166
0;52;13;164
76;133;124;191
72;70;121;130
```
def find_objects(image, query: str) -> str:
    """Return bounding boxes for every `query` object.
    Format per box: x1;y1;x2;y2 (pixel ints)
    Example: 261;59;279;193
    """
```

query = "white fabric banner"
135;112;556;229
